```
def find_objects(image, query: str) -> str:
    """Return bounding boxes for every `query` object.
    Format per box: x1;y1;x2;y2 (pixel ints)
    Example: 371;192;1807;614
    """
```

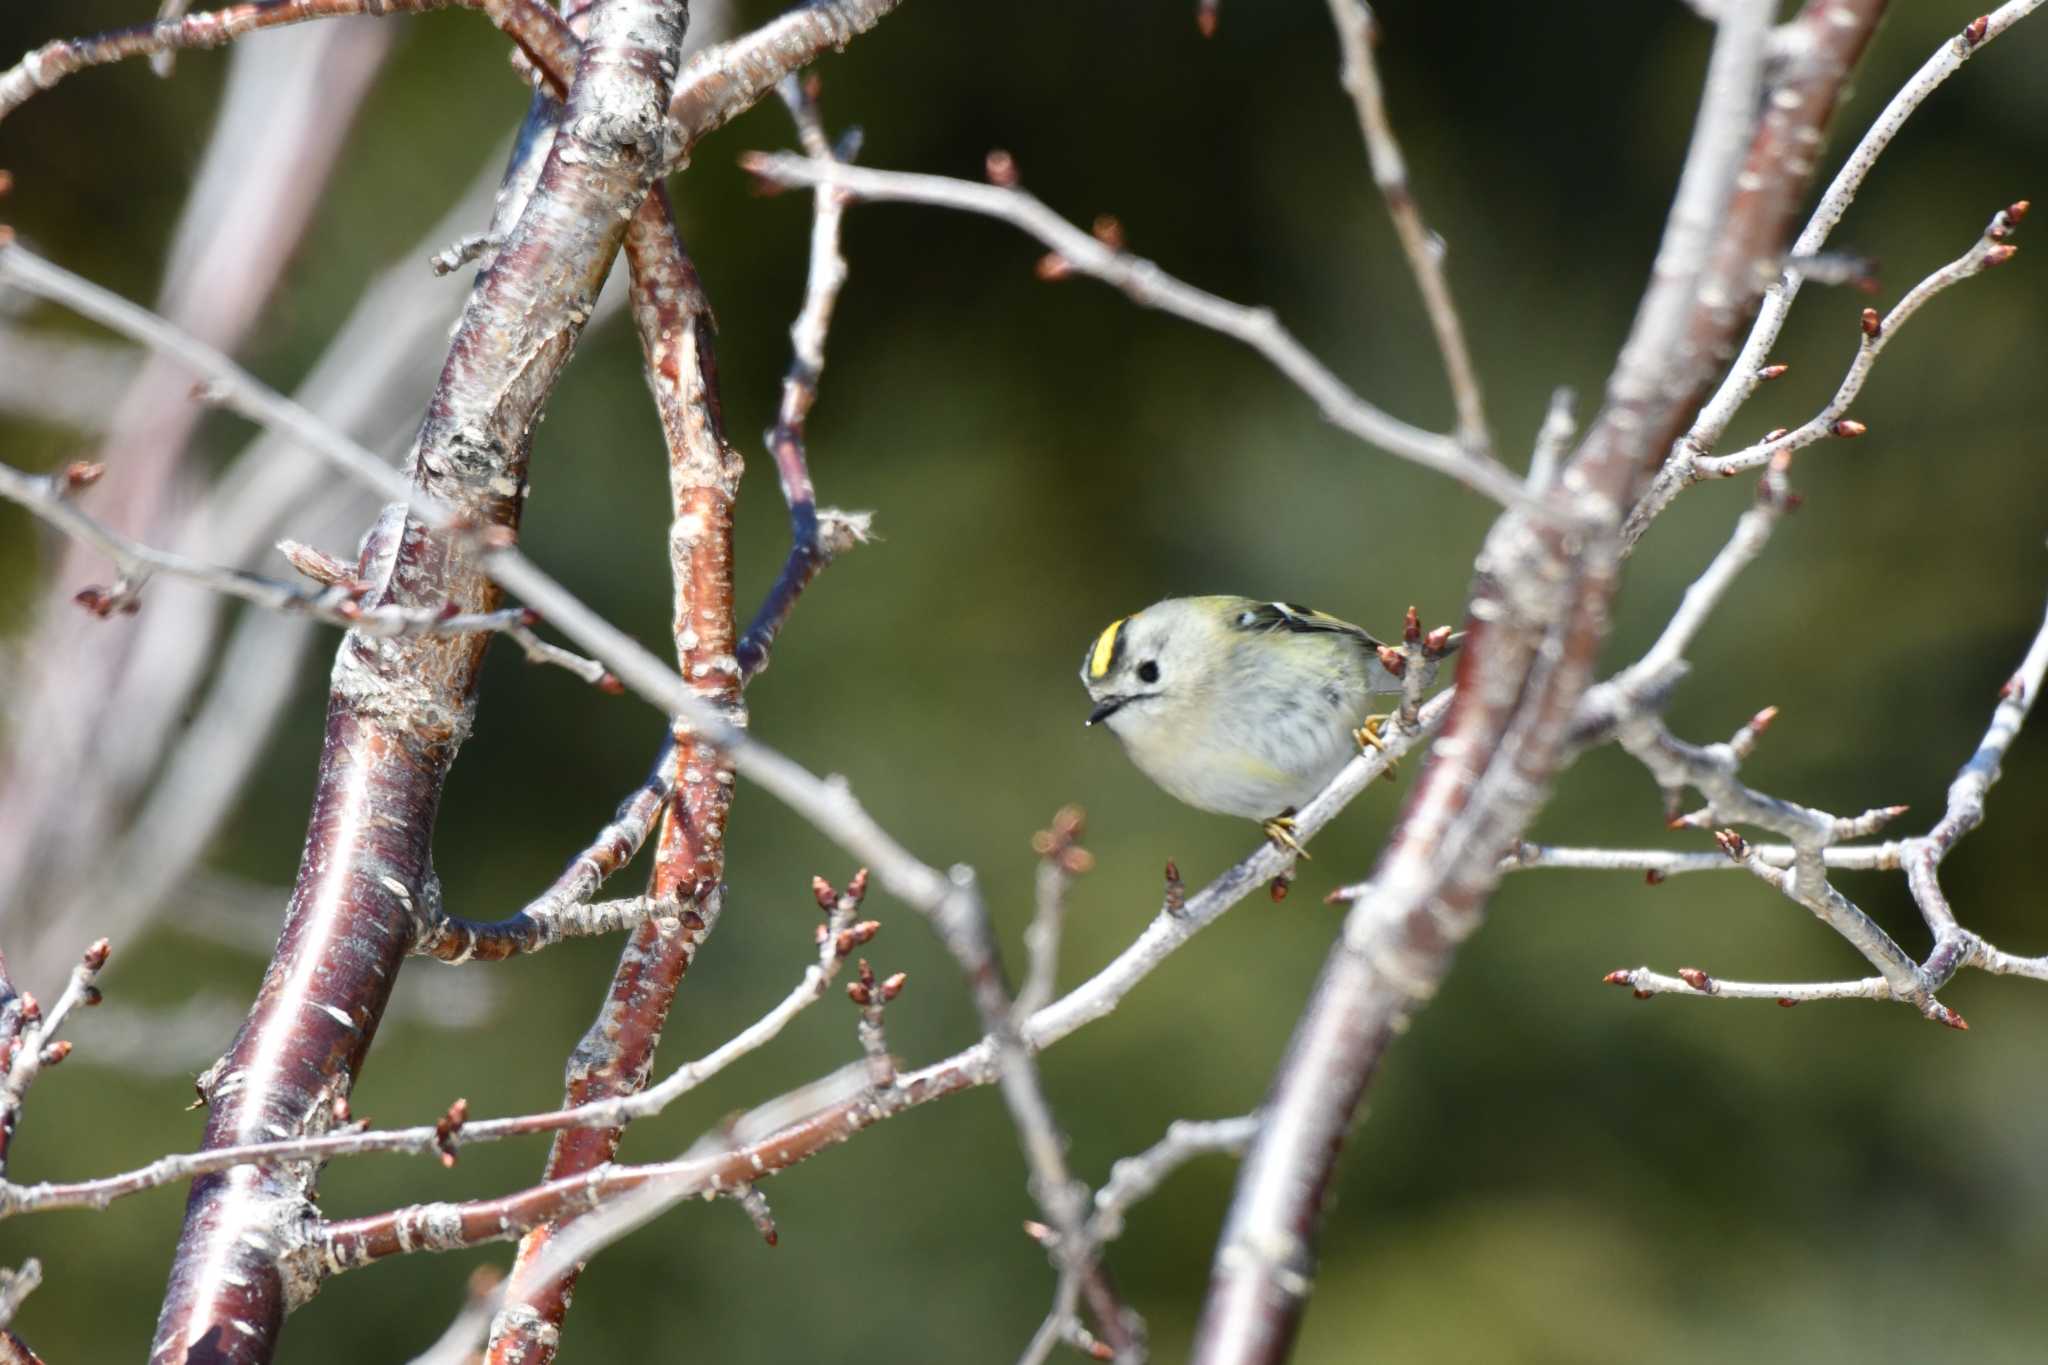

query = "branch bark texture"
1192;3;1886;1360
148;2;689;1359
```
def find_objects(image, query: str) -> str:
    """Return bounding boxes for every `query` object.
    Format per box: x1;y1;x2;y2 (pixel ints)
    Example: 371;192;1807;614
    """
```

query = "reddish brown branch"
316;1050;976;1272
147;2;690;1359
482;184;743;1364
1192;4;1887;1360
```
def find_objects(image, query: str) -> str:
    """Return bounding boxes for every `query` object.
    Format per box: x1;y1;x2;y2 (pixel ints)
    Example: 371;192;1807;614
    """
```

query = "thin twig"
413;746;676;960
1627;202;2028;542
1525;386;1575;493
0;705;1438;1231
1018;807;1092;1020
1090;1115;1260;1244
664;0;904;165
0;0;460;124
0;1260;39;1334
1601;586;2048;1014
741;153;1531;508
0;460;545;643
737;76;872;678
1631;1;2045;542
0;939;111;1173
1325;0;1490;455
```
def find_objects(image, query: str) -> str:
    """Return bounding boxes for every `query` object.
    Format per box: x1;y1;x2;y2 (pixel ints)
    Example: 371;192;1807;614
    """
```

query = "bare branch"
0;938;111;1172
1601;586;2048;1015
742;152;1532;507
482;174;748;1363
0;1260;39;1334
738;76;871;679
1325;0;1491;455
1630;201;2029;537
1633;0;2045;539
1091;1115;1260;1245
1502;840;1895;877
0;460;543;641
1192;1;1886;1355
414;750;676;961
0;704;1435;1240
0;0;459;125
1019;807;1093;1020
664;0;903;164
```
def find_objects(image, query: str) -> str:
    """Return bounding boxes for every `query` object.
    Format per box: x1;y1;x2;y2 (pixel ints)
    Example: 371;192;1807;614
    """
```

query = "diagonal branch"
481;182;744;1365
0;0;460;124
1630;1;2044;541
143;1;692;1357
0;696;1443;1228
1192;3;1885;1359
742;153;1530;506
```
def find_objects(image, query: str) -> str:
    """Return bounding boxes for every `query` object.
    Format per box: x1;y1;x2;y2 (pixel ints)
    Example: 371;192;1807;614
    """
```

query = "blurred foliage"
2;1;2047;1360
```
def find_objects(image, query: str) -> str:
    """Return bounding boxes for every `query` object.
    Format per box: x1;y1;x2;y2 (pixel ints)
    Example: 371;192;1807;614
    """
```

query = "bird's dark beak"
1086;697;1126;727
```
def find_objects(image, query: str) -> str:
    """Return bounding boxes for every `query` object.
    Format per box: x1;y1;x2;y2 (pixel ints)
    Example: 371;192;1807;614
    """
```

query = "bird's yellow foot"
1262;812;1310;859
1356;715;1400;781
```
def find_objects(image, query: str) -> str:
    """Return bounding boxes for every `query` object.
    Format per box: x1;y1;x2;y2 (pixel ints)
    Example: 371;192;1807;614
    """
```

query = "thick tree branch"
144;1;691;1357
664;0;903;164
1192;4;1883;1359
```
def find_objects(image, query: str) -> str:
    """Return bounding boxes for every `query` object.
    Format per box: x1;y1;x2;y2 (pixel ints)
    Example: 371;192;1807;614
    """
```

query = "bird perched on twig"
1080;597;1454;855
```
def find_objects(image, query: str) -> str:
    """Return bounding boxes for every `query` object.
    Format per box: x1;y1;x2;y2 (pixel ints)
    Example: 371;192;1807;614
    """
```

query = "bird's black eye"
1137;660;1160;684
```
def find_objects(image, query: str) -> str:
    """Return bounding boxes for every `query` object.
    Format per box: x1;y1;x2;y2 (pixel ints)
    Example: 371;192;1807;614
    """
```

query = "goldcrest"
1080;597;1445;852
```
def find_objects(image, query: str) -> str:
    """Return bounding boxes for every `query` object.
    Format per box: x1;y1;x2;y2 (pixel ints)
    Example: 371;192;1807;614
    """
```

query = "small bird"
1080;596;1443;854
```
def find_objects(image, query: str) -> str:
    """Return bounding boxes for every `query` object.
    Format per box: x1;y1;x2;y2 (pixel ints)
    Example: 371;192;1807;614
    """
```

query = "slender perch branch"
308;705;1440;1275
0;700;1439;1241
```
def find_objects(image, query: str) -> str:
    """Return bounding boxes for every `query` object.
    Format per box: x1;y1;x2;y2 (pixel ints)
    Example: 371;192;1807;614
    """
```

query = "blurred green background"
4;1;2048;1359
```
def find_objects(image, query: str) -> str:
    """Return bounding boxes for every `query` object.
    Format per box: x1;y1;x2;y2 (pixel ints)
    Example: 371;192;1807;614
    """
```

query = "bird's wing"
1223;599;1385;650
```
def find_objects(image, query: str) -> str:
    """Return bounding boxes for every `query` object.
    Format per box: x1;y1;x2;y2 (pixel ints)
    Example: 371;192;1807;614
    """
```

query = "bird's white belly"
1120;698;1359;820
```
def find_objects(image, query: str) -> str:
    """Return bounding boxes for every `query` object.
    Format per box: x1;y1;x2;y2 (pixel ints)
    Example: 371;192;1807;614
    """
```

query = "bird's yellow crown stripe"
1089;618;1125;678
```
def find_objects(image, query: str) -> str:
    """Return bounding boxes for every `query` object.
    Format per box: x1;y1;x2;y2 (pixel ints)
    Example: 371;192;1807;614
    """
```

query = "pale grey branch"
741;153;1531;508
